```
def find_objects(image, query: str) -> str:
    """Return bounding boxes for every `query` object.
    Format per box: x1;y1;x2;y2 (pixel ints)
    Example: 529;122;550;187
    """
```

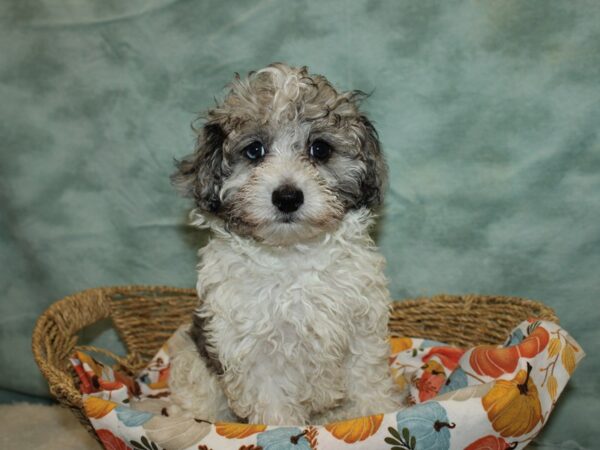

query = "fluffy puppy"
169;63;404;425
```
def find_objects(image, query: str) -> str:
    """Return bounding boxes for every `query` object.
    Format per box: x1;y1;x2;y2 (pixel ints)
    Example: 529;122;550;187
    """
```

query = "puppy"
169;63;404;425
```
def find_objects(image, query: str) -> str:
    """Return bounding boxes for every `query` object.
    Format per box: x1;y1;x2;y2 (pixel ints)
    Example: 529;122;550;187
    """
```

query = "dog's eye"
243;141;266;161
309;140;332;161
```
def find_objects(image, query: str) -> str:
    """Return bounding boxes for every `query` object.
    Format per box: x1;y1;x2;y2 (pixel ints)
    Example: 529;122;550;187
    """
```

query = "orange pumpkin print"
215;422;267;439
464;434;516;450
482;363;543;437
422;346;465;371
517;326;549;358
417;360;447;401
471;325;549;377
325;414;383;443
470;345;520;378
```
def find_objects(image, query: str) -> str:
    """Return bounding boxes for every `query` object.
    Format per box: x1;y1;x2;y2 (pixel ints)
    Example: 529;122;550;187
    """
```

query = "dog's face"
172;63;387;245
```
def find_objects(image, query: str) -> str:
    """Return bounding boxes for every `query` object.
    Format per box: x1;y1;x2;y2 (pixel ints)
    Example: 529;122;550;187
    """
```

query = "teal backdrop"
1;1;598;448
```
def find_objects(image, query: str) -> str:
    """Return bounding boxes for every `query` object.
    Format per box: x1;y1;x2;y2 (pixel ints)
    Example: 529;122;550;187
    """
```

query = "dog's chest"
195;233;387;378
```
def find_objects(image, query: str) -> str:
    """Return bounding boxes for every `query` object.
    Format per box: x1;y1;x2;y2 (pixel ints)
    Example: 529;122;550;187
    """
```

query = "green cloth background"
1;1;598;447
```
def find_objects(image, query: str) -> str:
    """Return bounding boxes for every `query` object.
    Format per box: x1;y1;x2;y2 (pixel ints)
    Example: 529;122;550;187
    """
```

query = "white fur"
169;209;404;425
163;325;237;422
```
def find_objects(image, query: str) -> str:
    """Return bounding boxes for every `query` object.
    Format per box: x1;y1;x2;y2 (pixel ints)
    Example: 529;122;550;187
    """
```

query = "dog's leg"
337;332;406;420
167;331;236;422
224;359;311;425
244;388;309;426
310;330;404;424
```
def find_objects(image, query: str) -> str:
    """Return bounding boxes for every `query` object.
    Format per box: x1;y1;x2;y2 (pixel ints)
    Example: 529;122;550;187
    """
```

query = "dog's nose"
272;185;304;213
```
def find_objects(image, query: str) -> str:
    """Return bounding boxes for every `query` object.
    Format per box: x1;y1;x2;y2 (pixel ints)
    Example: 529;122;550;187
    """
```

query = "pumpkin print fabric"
71;319;583;449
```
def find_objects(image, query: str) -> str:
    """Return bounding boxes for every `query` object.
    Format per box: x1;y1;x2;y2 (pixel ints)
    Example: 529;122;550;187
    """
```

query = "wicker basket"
32;285;558;441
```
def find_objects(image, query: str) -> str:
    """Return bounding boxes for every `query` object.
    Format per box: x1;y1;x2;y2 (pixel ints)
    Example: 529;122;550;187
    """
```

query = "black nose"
272;185;304;213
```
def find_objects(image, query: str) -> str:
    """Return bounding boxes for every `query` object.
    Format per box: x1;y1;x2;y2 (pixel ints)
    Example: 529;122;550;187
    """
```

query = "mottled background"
1;0;598;447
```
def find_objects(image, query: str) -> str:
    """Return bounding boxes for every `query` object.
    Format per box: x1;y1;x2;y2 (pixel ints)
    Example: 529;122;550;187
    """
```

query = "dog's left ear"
358;115;388;209
170;122;226;213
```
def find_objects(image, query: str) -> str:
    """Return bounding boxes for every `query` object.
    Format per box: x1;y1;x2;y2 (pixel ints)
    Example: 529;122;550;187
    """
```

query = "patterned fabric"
71;319;584;450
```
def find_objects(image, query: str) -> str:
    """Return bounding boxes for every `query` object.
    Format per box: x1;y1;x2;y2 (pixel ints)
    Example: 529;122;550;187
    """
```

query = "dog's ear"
171;122;226;213
358;115;388;209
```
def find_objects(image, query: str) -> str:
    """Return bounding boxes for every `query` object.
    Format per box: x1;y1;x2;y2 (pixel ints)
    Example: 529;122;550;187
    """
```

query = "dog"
168;63;404;425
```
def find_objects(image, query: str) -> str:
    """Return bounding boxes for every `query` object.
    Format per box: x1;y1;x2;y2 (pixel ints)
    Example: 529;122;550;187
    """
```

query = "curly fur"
168;63;404;425
171;63;387;244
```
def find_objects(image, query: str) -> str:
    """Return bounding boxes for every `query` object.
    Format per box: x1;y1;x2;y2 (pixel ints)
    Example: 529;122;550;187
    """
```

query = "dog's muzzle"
272;185;304;213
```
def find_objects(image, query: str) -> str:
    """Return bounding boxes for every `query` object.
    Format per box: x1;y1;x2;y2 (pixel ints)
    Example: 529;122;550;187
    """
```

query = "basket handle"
32;287;115;408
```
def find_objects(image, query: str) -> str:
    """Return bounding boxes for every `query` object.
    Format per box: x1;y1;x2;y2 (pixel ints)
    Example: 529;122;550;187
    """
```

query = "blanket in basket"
71;319;584;450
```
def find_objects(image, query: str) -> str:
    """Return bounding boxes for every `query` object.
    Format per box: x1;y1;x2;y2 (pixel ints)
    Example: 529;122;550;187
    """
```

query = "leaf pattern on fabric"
546;375;558;401
547;337;561;358
115;406;154;427
84;397;118;419
385;426;417;450
561;344;577;375
130;436;161;450
97;429;132;450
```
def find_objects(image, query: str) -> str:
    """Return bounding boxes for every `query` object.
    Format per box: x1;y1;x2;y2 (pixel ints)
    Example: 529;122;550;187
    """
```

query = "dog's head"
172;63;387;245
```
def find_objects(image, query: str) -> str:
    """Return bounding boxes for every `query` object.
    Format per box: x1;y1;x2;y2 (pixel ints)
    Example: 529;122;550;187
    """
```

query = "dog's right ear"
171;122;226;213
